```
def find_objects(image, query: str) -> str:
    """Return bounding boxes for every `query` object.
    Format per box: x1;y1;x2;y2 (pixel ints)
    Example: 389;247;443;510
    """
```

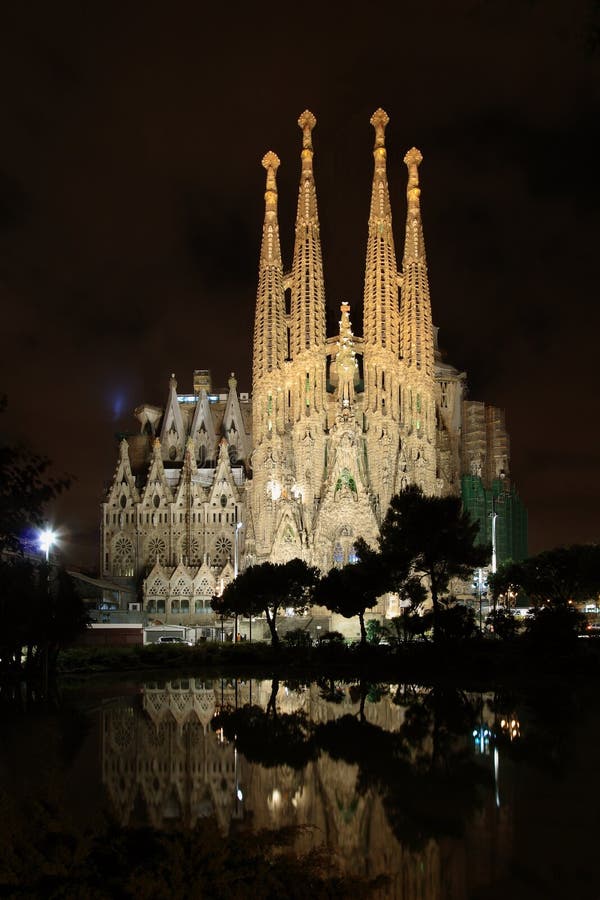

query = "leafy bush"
524;603;585;646
436;603;477;641
283;628;313;648
486;608;519;640
317;630;346;646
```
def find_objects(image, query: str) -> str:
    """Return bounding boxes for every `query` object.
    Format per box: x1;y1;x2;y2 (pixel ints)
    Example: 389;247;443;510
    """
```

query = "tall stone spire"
290;110;326;358
362;108;400;356
252;151;286;386
400;148;434;376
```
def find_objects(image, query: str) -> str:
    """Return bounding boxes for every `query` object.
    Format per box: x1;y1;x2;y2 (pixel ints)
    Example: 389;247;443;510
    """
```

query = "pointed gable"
170;562;193;596
144;561;170;597
193;563;216;598
189;389;217;463
141;439;173;508
208;439;240;508
106;439;140;506
221;373;250;462
159;373;186;458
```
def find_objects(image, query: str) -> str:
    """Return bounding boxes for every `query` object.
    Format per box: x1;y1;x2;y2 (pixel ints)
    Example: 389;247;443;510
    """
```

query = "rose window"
180;536;200;564
147;537;167;564
214;535;232;563
113;535;134;576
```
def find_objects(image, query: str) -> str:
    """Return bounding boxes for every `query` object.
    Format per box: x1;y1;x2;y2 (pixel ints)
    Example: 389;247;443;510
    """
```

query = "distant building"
100;109;527;626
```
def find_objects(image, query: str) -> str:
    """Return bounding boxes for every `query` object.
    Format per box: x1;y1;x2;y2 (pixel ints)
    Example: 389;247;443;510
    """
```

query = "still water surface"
1;676;599;899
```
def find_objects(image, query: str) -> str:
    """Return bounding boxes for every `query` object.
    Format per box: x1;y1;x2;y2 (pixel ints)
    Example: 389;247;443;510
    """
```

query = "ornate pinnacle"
262;151;280;210
404;147;423;206
298;109;316;150
262;150;280;176
370;108;389;150
404;147;423;168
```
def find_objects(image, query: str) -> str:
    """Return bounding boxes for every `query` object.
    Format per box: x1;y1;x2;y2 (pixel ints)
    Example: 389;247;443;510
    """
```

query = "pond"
1;675;598;898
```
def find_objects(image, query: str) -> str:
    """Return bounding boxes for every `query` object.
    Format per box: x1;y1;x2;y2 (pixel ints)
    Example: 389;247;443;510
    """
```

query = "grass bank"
56;638;600;688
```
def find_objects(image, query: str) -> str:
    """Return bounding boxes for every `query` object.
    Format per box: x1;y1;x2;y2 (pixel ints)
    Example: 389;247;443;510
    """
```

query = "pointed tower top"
298;110;316;150
262;151;280;209
289;107;326;360
370;108;389;151
404;147;423;209
119;437;130;460
228;372;237;391
253;147;285;389
362;107;399;358
400;147;433;375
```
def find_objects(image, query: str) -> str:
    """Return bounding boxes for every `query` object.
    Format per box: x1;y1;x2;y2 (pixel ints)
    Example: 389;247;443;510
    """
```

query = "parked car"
156;636;193;646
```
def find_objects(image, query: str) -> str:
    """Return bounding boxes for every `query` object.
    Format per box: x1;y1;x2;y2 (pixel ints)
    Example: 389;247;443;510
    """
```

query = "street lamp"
39;528;56;562
233;522;243;643
491;470;506;576
233;521;243;578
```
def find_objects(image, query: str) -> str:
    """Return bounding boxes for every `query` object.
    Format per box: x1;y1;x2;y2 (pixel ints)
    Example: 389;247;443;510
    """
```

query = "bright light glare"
39;529;56;556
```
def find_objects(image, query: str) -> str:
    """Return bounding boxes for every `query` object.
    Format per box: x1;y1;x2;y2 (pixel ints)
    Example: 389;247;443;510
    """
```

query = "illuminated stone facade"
100;109;523;622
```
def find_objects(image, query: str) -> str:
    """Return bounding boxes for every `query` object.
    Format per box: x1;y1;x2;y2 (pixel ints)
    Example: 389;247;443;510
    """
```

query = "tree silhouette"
0;395;70;554
490;544;600;608
379;486;490;641
212;558;319;646
313;538;388;645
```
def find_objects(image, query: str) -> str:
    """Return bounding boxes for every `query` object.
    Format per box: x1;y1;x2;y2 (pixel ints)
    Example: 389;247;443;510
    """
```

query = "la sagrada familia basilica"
101;109;526;624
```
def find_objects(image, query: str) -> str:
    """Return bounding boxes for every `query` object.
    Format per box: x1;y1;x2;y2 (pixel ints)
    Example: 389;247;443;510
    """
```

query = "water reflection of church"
102;680;514;898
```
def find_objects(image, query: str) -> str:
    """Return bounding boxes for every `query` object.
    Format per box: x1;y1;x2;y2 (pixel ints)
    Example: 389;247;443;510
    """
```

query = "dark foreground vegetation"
54;634;600;689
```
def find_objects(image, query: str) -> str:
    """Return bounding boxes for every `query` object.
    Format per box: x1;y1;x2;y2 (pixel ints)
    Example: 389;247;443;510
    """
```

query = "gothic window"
147;536;167;565
197;578;213;596
283;525;295;544
148;577;168;597
169;446;177;460
120;494;127;509
172;577;192;597
333;543;344;567
220;493;227;508
113;535;134;577
228;444;237;464
348;547;359;564
180;536;200;565
213;535;232;564
153;494;160;508
198;444;206;465
441;383;448;409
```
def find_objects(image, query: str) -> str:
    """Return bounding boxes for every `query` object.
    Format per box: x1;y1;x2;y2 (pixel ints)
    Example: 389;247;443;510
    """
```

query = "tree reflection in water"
2;675;594;899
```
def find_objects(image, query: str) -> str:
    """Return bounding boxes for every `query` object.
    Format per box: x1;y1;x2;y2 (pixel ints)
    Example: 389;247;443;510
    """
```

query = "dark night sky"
0;0;598;569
